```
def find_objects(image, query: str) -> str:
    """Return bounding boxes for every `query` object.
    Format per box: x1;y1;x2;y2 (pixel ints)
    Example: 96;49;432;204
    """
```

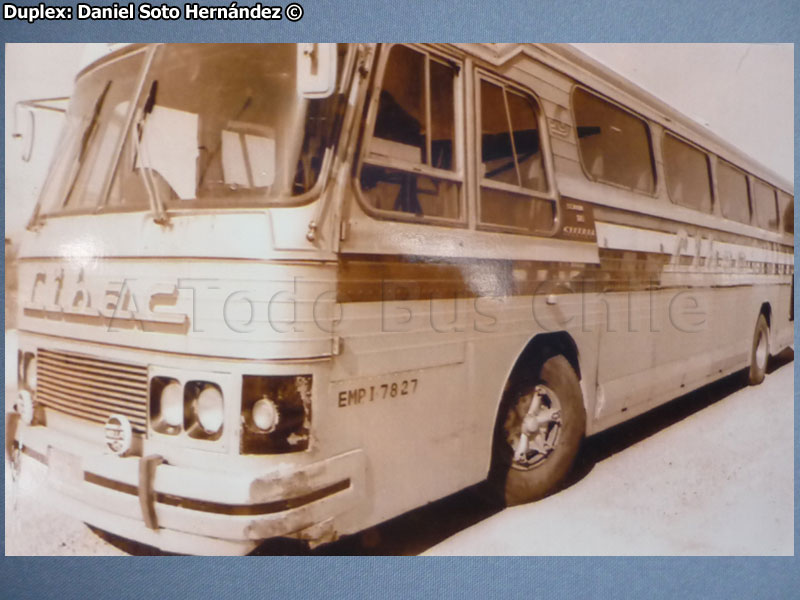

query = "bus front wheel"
748;314;770;385
490;354;585;506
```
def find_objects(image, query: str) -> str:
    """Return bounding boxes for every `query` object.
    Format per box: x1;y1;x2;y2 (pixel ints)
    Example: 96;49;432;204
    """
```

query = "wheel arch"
759;301;772;329
508;331;582;384
757;302;772;355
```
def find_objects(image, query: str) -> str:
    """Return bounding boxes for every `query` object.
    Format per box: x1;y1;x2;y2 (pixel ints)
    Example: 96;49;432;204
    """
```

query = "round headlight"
160;381;184;428
25;355;37;390
251;397;279;432
195;385;224;434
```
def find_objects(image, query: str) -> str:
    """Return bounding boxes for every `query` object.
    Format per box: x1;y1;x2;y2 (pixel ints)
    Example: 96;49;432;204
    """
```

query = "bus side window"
777;190;794;234
477;78;553;233
662;133;713;213
752;178;779;231
717;160;751;224
359;45;462;221
572;87;655;194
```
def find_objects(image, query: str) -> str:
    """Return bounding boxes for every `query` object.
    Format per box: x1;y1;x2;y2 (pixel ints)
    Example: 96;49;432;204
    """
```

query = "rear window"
662;133;712;212
573;88;655;194
717;161;750;224
752;179;779;231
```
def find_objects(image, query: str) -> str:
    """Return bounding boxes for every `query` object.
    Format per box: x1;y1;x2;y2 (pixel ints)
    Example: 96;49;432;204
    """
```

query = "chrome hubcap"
506;384;562;470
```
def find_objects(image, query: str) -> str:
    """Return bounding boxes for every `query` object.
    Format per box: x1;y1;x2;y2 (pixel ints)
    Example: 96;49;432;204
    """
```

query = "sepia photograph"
4;42;794;556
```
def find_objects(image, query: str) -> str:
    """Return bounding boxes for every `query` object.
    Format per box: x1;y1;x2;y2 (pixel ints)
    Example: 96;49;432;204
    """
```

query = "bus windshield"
40;44;344;217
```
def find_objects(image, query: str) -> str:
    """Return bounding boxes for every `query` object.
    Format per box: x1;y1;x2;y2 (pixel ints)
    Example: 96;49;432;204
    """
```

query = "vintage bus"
7;43;794;555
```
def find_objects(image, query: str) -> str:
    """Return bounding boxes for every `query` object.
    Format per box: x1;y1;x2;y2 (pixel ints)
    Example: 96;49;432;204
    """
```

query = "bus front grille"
36;349;149;433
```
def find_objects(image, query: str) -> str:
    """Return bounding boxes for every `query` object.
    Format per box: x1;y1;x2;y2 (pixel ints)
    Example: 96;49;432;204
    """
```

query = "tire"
488;354;586;506
748;314;769;385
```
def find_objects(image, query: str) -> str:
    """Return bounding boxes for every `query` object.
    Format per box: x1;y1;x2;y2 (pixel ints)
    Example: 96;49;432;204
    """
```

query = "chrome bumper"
11;421;365;555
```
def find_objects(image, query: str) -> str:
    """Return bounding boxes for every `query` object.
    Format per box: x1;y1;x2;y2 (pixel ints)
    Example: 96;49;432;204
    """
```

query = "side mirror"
13;97;68;163
12;106;35;163
297;43;337;99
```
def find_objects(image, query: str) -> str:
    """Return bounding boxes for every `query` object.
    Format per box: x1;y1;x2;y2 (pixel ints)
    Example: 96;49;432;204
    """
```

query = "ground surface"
4;329;794;555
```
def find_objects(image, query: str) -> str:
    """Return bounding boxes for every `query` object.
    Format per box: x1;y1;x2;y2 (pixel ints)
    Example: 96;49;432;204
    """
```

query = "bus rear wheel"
748;314;770;385
490;354;585;506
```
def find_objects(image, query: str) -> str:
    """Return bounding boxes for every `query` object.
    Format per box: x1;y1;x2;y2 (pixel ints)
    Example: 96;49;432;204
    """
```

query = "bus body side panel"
483;48;793;435
334;193;602;530
328;295;603;532
584;210;793;422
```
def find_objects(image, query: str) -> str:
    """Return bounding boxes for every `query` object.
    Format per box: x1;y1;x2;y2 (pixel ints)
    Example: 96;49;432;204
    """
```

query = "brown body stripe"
337;250;791;303
83;471;351;516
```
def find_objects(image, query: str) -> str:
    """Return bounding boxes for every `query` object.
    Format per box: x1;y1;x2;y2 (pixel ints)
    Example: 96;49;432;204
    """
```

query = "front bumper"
10;418;364;555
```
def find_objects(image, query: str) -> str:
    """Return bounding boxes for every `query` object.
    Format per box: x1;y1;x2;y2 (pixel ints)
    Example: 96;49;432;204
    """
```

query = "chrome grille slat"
37;383;145;419
36;349;148;433
38;373;146;404
37;360;147;387
38;391;147;429
39;348;146;373
37;361;147;392
39;352;146;383
37;398;108;426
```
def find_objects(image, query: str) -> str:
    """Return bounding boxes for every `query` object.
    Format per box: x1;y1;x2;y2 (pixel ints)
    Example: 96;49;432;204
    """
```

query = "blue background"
1;0;798;598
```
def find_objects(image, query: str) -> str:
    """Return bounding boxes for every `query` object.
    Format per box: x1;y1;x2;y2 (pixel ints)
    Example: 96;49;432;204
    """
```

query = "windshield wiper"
133;80;168;224
142;78;158;116
61;80;111;209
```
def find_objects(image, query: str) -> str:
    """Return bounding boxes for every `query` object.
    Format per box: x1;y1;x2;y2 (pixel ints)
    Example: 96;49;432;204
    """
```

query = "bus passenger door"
328;43;473;527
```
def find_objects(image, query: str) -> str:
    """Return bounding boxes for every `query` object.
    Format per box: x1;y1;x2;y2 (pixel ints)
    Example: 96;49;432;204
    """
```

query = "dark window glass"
573;88;655;194
717;161;751;224
663;133;712;212
429;59;455;171
752;179;779;231
777;191;794;234
481;80;514;185
371;45;426;164
480;187;554;232
361;45;461;220
360;165;459;219
507;91;547;192
479;79;551;233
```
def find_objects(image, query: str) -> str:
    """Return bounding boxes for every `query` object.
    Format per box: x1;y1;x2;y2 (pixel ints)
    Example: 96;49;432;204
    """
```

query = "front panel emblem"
104;414;133;456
